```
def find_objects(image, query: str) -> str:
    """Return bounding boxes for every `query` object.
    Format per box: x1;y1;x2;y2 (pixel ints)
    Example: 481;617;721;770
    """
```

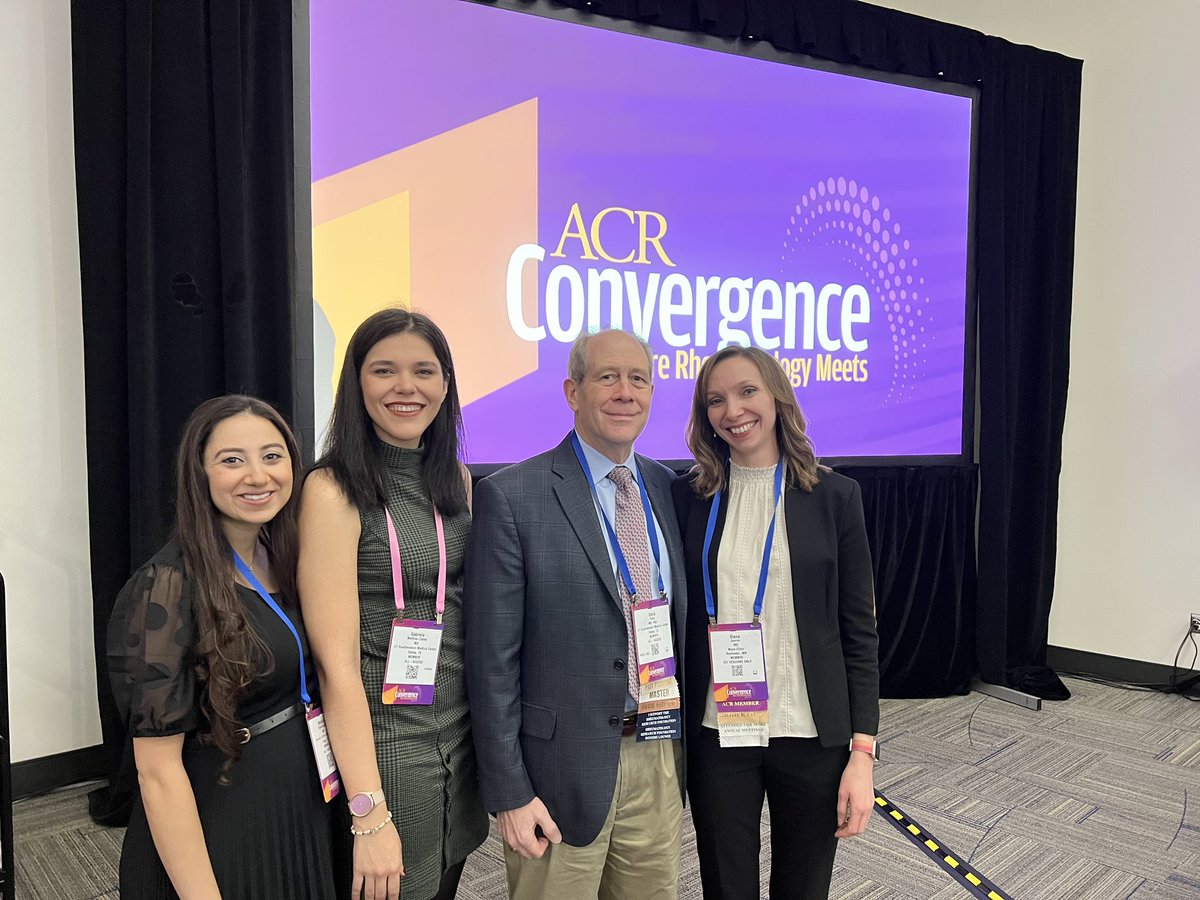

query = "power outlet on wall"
1191;613;1200;634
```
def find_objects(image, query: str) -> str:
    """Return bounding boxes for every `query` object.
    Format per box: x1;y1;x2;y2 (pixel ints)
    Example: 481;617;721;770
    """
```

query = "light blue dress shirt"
573;432;673;601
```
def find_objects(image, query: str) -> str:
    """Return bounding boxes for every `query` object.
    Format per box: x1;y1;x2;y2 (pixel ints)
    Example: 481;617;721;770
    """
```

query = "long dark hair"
317;307;467;515
174;395;303;780
685;345;824;497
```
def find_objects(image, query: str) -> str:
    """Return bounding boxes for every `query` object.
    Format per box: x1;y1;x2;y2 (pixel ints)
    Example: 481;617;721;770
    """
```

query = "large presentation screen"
310;0;974;463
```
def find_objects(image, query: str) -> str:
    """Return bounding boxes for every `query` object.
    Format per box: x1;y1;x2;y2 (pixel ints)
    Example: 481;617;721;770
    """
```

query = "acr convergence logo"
505;202;872;353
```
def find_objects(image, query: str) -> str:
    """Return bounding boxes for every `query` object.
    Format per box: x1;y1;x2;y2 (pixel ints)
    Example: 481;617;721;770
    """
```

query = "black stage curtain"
842;467;977;698
71;1;299;823
537;0;1080;696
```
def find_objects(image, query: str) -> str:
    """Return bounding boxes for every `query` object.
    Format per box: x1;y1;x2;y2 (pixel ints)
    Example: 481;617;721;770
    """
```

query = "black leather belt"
621;711;638;737
235;702;305;745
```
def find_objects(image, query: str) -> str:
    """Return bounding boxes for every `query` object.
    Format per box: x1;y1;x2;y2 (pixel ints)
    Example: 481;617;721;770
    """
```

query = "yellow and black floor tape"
873;792;1013;900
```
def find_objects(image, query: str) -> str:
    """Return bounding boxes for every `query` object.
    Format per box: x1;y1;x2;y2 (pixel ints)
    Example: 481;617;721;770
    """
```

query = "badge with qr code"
382;618;444;705
708;622;769;747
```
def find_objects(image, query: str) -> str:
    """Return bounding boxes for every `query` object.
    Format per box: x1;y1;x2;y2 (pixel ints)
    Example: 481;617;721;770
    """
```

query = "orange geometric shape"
313;99;540;405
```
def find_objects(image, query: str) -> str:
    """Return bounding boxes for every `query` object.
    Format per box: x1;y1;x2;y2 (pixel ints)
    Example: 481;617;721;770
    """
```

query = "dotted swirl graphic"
782;176;930;401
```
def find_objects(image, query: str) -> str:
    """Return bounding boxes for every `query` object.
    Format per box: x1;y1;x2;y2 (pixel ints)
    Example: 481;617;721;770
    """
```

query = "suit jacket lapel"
551;437;621;605
706;488;730;618
782;486;821;646
645;476;683;590
639;457;688;628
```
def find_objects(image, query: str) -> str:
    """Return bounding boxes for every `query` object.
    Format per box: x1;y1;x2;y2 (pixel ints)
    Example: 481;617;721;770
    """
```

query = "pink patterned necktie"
608;465;653;699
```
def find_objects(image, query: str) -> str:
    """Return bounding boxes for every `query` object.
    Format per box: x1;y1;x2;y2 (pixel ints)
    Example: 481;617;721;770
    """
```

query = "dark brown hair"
174;395;302;781
316;307;466;515
685;345;824;497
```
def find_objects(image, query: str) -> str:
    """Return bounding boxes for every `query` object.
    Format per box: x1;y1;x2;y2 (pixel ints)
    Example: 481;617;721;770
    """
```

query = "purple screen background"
311;0;973;462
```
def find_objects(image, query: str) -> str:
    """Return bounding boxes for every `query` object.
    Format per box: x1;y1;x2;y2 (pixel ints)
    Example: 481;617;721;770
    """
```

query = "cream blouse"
702;462;818;738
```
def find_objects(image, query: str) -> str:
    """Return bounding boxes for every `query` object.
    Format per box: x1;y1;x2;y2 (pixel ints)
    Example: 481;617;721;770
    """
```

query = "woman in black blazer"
672;346;880;900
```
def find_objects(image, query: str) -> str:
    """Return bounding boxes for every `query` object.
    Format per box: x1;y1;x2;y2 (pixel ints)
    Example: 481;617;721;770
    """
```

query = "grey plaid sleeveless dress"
357;443;488;899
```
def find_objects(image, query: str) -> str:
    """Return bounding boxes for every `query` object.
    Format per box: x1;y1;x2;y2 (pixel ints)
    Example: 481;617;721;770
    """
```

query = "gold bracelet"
349;810;393;837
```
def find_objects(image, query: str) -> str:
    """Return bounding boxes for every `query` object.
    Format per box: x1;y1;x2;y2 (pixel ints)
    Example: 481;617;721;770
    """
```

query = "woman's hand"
352;816;404;900
834;750;875;838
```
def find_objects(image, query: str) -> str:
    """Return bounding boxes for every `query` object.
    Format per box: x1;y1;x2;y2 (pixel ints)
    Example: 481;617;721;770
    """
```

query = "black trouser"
430;859;466;900
688;727;848;900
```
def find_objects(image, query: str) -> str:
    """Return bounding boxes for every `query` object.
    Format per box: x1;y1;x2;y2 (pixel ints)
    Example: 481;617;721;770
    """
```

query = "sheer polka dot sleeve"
106;564;200;737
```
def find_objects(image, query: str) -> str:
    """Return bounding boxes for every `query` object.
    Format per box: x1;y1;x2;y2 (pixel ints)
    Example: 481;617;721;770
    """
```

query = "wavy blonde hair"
685;346;825;497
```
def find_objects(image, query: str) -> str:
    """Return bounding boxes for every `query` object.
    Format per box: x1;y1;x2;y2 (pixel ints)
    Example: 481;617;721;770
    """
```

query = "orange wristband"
850;741;877;759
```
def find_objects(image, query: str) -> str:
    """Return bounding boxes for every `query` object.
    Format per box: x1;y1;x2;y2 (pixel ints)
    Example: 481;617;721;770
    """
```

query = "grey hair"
567;329;655;384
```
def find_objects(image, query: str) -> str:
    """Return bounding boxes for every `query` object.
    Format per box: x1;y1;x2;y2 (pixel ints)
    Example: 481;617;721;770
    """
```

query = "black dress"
108;542;340;899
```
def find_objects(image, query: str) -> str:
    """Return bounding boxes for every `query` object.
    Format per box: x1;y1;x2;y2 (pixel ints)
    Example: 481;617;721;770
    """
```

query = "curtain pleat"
844;467;977;697
72;0;298;825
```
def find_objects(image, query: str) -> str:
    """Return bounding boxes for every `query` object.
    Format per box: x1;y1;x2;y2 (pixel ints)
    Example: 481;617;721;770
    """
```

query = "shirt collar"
573;431;639;488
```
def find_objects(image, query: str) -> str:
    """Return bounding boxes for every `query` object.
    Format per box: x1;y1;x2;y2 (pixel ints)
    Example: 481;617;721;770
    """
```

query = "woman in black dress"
108;395;340;898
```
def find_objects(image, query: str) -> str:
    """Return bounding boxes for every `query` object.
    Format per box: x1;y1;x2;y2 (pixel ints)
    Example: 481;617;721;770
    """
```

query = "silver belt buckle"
235;727;251;745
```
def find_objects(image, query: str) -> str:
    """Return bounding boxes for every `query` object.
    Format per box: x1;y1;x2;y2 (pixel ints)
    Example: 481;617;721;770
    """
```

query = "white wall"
867;0;1200;666
0;0;101;761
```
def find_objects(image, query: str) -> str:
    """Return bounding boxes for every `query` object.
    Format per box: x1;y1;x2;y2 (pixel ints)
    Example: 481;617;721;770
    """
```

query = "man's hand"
834;751;875;839
497;797;563;859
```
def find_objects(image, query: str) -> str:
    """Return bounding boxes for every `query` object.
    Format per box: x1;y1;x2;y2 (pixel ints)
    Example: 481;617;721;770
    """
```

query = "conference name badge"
304;706;341;802
636;675;682;742
631;595;676;685
382;618;444;705
708;622;769;747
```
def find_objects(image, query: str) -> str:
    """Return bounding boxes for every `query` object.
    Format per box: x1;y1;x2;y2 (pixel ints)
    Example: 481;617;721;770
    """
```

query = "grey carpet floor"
13;676;1200;899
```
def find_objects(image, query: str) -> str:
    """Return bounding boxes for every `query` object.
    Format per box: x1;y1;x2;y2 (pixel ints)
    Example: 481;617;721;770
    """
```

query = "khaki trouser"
505;736;684;900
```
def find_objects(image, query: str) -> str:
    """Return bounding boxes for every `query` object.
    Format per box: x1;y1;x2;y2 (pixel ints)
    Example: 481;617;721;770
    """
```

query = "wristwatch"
349;789;386;817
850;738;879;760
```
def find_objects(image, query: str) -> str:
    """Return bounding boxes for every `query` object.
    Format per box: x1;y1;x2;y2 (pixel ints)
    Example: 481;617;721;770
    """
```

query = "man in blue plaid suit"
465;329;688;899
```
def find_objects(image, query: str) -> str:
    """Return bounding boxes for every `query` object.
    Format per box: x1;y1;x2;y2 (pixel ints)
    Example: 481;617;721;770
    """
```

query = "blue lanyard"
702;461;785;623
232;551;311;706
570;433;665;599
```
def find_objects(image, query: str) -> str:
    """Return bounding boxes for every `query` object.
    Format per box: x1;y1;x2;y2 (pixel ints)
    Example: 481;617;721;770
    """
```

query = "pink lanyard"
383;505;446;625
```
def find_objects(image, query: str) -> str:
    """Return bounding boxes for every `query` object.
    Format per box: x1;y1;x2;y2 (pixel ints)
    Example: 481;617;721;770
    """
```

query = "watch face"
349;792;375;816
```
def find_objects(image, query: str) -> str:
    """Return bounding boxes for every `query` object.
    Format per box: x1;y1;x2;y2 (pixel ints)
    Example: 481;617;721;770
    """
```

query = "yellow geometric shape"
313;192;412;400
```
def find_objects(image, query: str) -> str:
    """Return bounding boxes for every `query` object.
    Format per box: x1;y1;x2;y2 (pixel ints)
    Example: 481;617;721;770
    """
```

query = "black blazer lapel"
782;486;830;653
703;489;730;619
639;457;687;633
